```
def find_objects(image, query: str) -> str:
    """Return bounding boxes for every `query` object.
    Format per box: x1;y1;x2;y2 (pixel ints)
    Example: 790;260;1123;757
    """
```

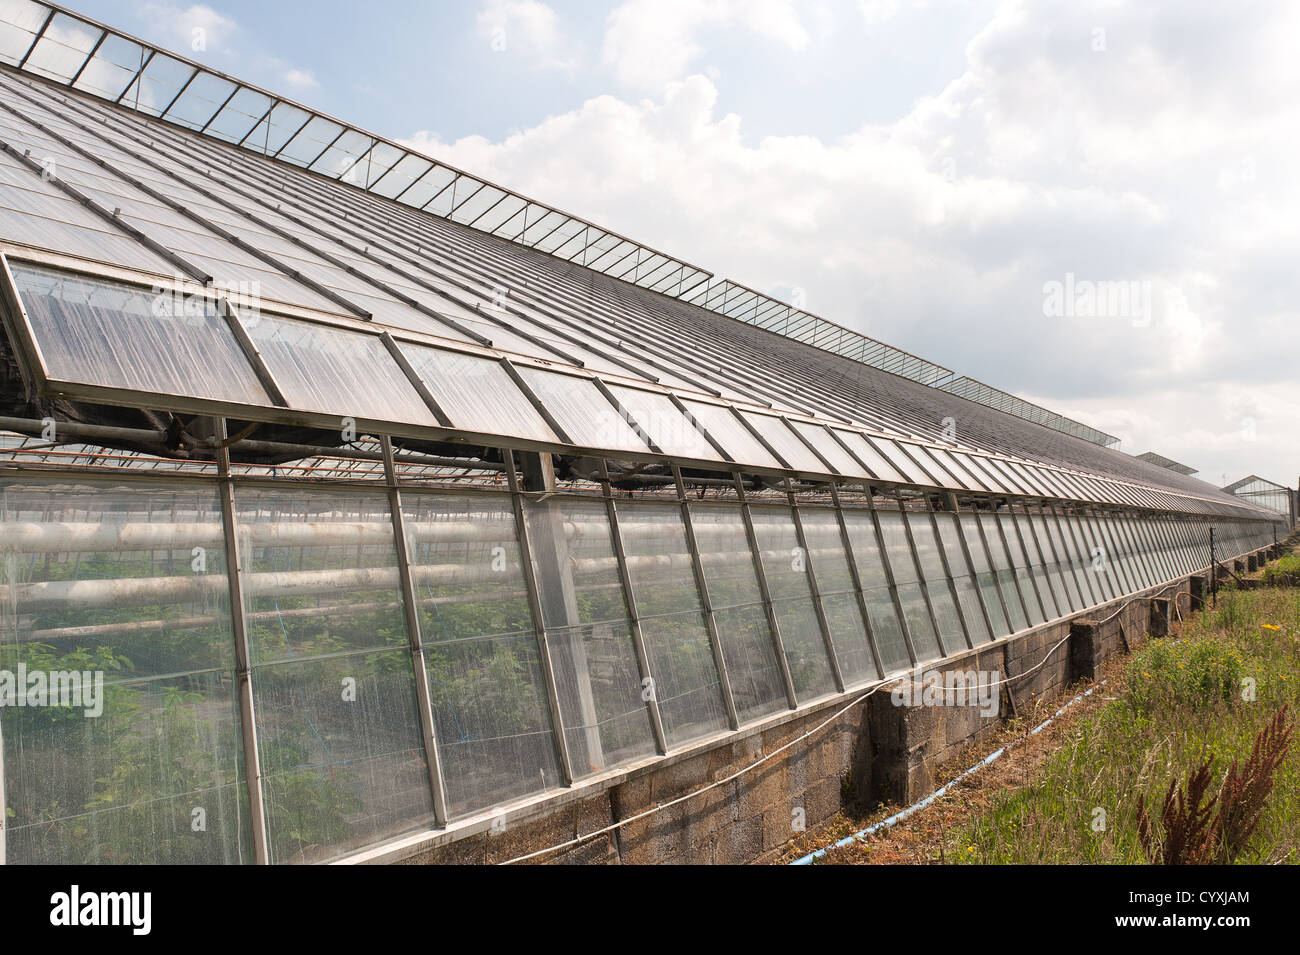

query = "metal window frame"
380;435;449;826
669;465;740;729
214;418;271;865
828;483;886;682
503;451;574;785
734;474;799;708
866;492;921;667
768;485;847;693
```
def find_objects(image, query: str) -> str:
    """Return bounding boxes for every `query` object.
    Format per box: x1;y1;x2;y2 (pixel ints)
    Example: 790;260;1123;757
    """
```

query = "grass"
1260;553;1300;584
950;585;1300;864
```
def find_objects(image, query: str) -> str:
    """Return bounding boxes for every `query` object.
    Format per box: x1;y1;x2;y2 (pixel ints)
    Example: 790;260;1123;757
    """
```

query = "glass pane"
517;366;650;454
608;384;718;461
615;501;726;745
958;512;1010;638
875;509;942;661
788;421;863;476
681;399;782;470
748;505;837;700
0;0;49;67
549;622;656;776
243;312;438;425
797;507;875;684
253;648;433;863
401;492;564;806
0;478;250;864
1001;511;1046;625
910;446;961;488
3;672;249;864
11;264;269;405
522;496;655;775
740;412;828;473
235;486;408;664
833;430;907;483
841;510;910;673
869;438;928;485
398;343;558;443
23;13;99;83
424;629;561;816
1045;513;1083;610
907;510;966;648
979;511;1029;632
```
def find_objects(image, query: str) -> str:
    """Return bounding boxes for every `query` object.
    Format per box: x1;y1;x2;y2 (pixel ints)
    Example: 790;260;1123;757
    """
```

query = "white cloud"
859;0;902;26
282;68;319;91
601;0;811;92
404;0;1300;486
136;2;237;56
476;0;577;71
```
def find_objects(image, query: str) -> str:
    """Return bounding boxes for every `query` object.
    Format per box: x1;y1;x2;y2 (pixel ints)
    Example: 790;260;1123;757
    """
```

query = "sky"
66;0;1300;492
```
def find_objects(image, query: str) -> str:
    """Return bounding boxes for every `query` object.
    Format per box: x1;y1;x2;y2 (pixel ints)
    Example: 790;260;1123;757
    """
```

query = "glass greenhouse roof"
0;5;1277;523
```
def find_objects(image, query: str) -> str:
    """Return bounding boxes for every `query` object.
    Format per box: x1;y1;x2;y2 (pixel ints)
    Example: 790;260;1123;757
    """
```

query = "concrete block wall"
388;544;1274;866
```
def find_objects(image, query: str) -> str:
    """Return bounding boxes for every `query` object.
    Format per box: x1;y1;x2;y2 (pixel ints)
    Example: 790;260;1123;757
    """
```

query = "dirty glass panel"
398;342;558;443
747;504;837;700
615;500;726;746
401;492;564;809
10;264;269;405
252;648;433;863
243;312;438;425
689;504;785;722
795;506;875;684
0;477;250;864
521;496;655;776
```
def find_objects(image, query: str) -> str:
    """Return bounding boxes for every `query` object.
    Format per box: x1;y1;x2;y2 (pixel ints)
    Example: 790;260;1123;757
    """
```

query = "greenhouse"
0;1;1289;865
1223;475;1294;521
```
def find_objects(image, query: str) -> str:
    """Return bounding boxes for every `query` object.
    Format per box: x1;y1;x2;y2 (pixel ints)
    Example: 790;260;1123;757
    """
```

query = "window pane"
517;367;650;454
958;512;1010;638
608;384;717;460
979;511;1029;632
253;649;433;862
841;510;911;673
788;421;863;476
797;507;875;684
244;312;438;425
235;486;408;664
748;505;837;700
403;492;566;806
0;478;250;864
681;400;782;470
690;505;785;721
833;430;907;483
11;264;269;405
615;501;726;745
398;343;557;443
740;412;828;473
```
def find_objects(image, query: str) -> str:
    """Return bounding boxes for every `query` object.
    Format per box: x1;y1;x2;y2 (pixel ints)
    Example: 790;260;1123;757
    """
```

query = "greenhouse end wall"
0;463;1283;865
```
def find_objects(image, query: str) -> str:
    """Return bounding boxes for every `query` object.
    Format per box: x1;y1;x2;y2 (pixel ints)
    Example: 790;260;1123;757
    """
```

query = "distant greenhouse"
1224;475;1294;520
0;1;1288;865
